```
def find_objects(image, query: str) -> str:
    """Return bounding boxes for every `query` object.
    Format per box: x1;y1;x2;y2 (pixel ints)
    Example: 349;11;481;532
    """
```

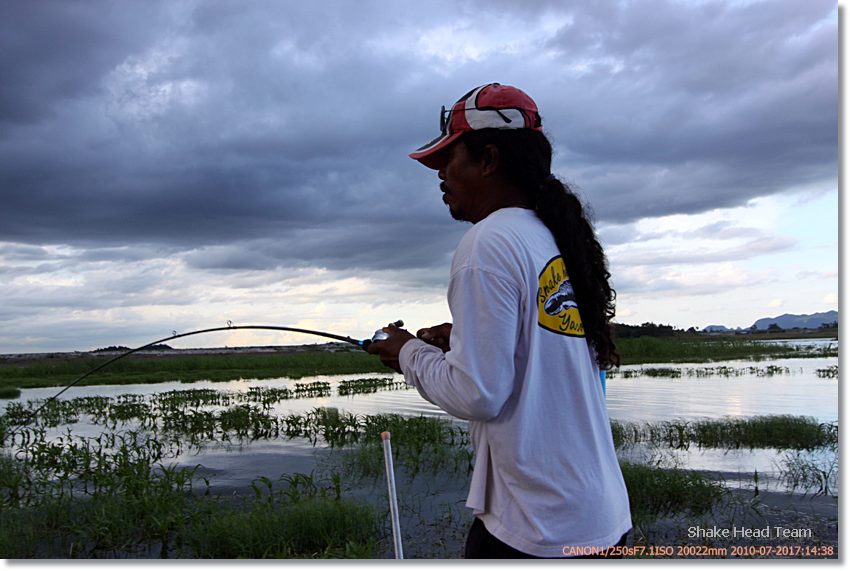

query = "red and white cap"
409;83;543;170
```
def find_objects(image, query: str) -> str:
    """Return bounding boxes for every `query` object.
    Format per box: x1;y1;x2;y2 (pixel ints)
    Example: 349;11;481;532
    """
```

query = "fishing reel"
361;320;404;350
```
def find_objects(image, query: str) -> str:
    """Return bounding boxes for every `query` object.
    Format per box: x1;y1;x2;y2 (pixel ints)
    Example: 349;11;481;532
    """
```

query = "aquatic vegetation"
351;413;473;479
778;449;838;496
175;494;381;558
616;337;837;365
0;353;838;561
815;365;838;379
293;381;333;398
3;402;824;558
609;364;794;380
0;387;20;399
610;415;836;451
338;377;408;396
0;350;385;391
620;461;724;528
0;425;380;558
1;379;407;438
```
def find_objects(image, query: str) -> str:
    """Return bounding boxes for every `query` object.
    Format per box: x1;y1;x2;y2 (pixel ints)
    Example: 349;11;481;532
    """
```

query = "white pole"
381;431;404;559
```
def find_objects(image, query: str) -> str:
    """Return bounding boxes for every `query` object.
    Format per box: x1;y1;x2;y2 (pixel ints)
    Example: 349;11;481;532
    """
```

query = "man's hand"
365;323;416;374
417;322;452;352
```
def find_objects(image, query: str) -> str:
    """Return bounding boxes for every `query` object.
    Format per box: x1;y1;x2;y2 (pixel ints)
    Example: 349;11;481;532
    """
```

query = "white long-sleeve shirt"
399;207;631;557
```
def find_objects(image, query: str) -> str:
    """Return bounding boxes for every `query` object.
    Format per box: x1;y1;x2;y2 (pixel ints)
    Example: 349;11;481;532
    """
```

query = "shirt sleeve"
398;265;522;421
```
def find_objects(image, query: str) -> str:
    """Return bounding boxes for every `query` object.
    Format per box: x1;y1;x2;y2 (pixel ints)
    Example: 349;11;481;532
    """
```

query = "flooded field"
0;340;838;558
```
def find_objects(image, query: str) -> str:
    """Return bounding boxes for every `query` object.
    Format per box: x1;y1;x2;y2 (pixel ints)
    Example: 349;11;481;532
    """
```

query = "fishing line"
18;321;401;426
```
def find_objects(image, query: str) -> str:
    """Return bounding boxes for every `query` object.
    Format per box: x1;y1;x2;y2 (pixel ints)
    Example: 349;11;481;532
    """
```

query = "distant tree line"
612;319;838;339
613;322;682;338
93;344;173;352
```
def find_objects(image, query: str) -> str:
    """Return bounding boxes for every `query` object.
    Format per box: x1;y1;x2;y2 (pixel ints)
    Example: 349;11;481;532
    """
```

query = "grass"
338;377;408;396
177;495;380;558
0;429;381;559
778;449;838;497
0;351;385;391
5;386;835;455
611;415;837;451
2;402;838;558
0;336;837;392
0;387;20;399
0;336;838;560
0;463;380;558
608;364;796;379
615;337;836;366
343;413;473;479
619;461;724;528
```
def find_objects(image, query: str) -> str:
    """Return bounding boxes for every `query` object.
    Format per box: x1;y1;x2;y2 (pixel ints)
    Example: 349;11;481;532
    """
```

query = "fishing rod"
19;320;403;425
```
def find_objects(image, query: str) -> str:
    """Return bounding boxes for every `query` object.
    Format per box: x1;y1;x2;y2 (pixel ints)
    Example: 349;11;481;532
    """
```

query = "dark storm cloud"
0;1;166;125
0;0;836;272
540;0;836;221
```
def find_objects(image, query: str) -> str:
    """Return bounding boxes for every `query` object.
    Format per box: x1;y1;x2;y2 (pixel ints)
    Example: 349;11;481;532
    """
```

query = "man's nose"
438;168;446;180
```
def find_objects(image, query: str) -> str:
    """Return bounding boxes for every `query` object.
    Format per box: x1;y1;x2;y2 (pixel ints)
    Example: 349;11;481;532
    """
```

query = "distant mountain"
703;325;732;333
751;310;838;331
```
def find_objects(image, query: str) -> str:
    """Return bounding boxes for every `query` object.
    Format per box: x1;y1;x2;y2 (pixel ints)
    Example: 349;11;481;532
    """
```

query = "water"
605;357;838;423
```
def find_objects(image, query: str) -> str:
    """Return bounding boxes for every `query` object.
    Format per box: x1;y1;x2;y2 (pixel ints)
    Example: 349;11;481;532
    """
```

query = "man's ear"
480;144;500;177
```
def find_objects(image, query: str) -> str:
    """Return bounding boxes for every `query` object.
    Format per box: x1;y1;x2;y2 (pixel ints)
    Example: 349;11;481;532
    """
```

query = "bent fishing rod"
19;320;403;425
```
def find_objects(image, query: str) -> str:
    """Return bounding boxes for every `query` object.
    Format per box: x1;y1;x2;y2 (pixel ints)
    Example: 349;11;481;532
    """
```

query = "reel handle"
361;320;404;350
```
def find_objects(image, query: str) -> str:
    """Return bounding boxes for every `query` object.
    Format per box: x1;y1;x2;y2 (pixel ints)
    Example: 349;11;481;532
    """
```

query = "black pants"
464;518;629;559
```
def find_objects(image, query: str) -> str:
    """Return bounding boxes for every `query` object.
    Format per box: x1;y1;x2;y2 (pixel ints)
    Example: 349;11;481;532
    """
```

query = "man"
367;83;631;558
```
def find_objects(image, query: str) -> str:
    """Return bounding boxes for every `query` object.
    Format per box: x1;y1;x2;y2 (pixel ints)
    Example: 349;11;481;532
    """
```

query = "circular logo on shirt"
537;256;585;337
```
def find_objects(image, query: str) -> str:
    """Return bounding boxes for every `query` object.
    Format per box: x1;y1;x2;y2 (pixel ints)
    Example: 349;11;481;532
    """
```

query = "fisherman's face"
437;141;486;223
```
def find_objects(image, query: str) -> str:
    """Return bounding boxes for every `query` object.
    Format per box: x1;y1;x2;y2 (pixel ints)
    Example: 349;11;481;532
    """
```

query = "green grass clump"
611;415;836;451
816;365;839;379
338;377;408;396
0;387;20;399
178;496;380;558
620;461;724;527
352;413;472;478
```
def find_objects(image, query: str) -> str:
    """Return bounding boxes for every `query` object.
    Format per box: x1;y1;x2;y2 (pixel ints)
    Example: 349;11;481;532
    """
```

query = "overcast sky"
0;0;838;353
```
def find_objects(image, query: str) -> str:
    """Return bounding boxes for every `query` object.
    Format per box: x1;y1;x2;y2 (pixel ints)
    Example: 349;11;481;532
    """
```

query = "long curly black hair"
461;128;620;369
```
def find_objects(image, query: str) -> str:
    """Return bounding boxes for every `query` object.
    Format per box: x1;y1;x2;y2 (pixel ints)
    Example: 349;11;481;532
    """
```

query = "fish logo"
543;279;578;316
537;256;584;337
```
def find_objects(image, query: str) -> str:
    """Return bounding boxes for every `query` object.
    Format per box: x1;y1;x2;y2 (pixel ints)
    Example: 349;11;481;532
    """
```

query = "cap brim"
409;130;463;170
